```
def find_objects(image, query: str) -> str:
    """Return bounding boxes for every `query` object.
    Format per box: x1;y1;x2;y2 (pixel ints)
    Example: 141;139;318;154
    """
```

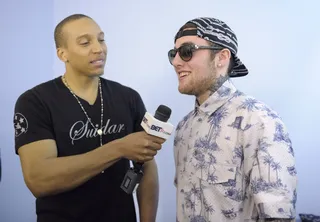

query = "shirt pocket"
184;156;239;220
187;149;237;185
194;162;237;186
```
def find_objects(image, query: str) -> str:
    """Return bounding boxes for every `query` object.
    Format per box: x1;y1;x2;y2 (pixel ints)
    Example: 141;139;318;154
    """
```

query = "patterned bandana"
174;17;249;78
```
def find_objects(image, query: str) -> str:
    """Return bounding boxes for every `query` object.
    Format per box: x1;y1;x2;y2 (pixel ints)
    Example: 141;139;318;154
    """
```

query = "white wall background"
1;0;319;221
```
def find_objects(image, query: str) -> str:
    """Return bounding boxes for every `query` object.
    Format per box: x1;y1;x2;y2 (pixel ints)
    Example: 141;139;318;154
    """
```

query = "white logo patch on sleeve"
14;113;28;137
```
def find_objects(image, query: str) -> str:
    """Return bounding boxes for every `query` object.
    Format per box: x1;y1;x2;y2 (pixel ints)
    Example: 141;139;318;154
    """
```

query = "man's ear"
57;48;68;63
216;48;231;68
219;48;231;63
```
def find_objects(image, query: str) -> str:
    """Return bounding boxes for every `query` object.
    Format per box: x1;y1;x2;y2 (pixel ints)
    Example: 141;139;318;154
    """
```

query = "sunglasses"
168;44;223;65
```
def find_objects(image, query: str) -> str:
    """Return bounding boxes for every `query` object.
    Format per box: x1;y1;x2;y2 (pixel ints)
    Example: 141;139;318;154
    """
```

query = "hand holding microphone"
120;105;174;194
119;132;165;162
118;104;174;162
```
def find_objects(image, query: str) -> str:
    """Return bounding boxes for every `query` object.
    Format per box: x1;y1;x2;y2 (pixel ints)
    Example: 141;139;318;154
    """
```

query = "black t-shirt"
13;76;146;222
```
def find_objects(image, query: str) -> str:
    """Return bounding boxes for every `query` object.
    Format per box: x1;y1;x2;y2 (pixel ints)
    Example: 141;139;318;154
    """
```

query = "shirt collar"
195;79;238;116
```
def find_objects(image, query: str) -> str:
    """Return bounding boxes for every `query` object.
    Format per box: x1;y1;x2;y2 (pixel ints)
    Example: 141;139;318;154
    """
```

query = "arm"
14;91;124;198
244;114;297;221
130;89;160;222
136;159;159;222
14;90;162;198
18;139;123;198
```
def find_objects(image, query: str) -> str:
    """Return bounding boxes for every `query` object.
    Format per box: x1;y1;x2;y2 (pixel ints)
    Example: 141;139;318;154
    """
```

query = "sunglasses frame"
168;44;224;64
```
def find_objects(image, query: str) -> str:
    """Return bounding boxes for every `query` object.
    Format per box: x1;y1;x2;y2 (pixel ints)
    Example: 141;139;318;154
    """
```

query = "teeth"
92;60;103;64
179;72;190;77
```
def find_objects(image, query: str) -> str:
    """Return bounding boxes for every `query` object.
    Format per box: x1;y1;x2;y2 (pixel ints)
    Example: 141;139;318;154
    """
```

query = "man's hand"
118;131;165;162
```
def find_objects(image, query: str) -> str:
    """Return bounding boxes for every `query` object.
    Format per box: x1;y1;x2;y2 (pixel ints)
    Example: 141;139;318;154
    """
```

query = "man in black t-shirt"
13;14;164;222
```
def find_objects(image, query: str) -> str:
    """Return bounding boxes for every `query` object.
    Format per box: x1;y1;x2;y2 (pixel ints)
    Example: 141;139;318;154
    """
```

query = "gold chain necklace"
62;76;105;173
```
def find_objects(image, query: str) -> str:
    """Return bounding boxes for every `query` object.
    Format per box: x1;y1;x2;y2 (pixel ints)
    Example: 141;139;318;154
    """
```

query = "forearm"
137;160;159;222
27;140;123;197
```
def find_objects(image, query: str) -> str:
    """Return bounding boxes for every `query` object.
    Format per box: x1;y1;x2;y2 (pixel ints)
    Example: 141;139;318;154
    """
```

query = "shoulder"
101;78;143;104
233;92;291;143
14;78;60;127
101;78;139;94
101;78;141;96
231;91;283;123
15;78;58;108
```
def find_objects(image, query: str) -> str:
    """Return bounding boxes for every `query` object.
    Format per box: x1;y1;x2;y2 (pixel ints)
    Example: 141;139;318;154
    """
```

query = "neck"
196;74;229;105
63;72;99;93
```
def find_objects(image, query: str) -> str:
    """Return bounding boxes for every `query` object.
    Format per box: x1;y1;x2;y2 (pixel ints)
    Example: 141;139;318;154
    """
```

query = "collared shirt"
173;80;297;222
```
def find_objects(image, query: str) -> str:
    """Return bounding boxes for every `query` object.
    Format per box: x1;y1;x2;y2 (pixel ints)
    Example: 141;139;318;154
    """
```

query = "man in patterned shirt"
167;17;297;222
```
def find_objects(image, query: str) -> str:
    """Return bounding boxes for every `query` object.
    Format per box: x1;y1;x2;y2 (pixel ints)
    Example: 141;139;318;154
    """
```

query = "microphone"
134;105;173;171
140;104;174;140
120;105;174;194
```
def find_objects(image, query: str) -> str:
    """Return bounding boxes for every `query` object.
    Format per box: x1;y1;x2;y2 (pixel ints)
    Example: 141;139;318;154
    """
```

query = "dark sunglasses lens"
179;45;193;62
168;49;177;64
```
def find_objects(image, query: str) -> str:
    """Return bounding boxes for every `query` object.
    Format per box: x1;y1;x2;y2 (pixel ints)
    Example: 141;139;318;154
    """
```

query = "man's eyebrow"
174;41;195;49
76;34;90;40
76;32;104;40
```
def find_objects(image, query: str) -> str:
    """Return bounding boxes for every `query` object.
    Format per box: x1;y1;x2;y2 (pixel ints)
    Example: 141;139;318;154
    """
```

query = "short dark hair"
54;14;92;48
178;22;234;74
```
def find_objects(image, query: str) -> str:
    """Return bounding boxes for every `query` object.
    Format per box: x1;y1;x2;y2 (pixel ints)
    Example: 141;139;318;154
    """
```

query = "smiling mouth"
90;59;104;65
179;71;190;79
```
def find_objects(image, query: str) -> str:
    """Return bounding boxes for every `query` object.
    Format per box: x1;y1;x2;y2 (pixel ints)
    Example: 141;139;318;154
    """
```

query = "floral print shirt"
173;80;297;222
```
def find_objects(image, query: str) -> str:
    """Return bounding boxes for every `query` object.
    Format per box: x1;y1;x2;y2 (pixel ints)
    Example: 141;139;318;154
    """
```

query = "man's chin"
178;87;194;95
86;71;104;78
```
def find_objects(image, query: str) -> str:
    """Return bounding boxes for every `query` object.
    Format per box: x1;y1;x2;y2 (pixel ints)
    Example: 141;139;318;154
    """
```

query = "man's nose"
92;41;103;53
172;52;184;67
